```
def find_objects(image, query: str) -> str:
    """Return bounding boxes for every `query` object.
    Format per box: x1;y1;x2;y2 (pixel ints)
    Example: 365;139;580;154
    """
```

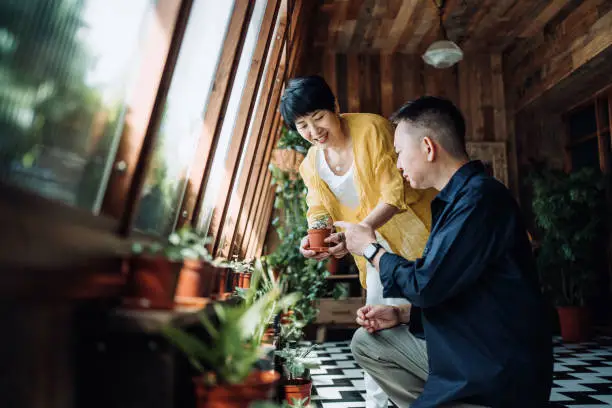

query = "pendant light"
422;0;463;69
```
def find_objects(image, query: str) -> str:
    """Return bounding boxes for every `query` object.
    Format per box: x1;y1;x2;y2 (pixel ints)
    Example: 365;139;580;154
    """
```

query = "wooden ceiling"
313;0;572;54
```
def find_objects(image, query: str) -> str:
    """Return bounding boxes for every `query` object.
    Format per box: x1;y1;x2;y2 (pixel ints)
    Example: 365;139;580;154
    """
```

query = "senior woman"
279;75;436;408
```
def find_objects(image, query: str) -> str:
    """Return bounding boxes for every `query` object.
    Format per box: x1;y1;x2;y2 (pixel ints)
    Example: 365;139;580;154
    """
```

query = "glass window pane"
571;138;599;171
134;0;236;235
568;104;597;141
0;0;151;211
197;0;268;234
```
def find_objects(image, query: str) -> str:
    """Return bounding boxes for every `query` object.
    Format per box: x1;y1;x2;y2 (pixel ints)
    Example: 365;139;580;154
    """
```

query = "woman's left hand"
324;231;349;258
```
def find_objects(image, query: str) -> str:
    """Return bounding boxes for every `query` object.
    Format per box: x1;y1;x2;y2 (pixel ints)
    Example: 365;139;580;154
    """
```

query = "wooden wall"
308;51;519;194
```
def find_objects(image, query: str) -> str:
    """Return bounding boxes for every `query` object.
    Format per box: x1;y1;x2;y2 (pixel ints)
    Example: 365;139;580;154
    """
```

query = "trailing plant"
275;345;319;381
276;126;310;154
528;167;607;306
131;226;214;263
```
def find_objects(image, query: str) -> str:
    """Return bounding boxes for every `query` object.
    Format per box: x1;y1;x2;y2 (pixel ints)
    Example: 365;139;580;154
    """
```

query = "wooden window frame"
206;0;283;255
215;1;290;258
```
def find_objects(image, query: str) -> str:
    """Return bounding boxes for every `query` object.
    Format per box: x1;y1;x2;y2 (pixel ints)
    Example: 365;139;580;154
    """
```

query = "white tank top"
317;149;360;209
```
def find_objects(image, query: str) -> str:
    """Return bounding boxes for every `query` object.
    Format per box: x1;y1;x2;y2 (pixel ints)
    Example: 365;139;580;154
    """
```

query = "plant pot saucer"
309;247;329;253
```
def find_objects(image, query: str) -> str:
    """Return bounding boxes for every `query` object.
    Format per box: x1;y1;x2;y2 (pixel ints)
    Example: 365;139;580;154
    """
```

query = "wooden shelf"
326;274;358;280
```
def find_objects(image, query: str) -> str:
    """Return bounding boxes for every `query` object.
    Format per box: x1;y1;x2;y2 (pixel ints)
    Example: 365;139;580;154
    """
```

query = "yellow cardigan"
299;113;437;288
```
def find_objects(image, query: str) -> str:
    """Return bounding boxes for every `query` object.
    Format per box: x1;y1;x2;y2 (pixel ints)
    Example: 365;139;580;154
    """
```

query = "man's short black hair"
280;75;337;130
390;96;468;159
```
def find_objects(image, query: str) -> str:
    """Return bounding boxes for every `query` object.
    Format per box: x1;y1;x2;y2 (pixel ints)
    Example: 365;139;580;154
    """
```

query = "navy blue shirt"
379;161;553;407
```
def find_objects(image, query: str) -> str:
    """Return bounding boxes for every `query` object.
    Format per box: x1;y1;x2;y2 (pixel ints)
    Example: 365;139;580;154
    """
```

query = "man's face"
394;121;433;189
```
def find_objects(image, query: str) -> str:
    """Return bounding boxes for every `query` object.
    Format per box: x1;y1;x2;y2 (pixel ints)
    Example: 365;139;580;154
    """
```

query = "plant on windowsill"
275;345;319;406
128;226;222;309
271;127;309;177
162;263;301;408
529;167;607;342
226;255;254;289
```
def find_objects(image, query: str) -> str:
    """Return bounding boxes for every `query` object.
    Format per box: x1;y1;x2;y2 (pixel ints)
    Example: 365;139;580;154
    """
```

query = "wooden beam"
490;53;508;142
519;0;570;38
115;0;195;236
207;0;282;255
403;0;437;53
323;50;338;97
327;0;350;49
216;1;288;258
380;53;394;118
101;0;184;222
347;54;360;112
179;1;255;228
382;0;421;53
348;0;376;52
253;183;277;257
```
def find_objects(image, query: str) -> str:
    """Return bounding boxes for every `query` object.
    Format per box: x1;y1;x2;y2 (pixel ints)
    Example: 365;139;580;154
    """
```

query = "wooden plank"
380;53;394;118
403;0;437;53
349;0;377;52
490;54;508;142
246;166;275;258
347;54;361;112
253;182;277;257
216;1;288;258
382;0;421;53
101;0;184;222
336;20;358;52
480;56;494;141
468;56;484;141
116;0;195;236
458;57;472;138
358;54;372;112
178;1;255;229
323;50;338;97
520;0;570;38
207;0;282;254
328;1;350;49
369;53;382;114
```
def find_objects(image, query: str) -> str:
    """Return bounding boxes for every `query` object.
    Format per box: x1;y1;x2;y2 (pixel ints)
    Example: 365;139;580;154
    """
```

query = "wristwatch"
363;242;384;264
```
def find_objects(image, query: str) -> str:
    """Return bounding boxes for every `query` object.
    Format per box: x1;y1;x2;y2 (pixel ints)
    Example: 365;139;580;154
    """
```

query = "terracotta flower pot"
175;261;220;298
242;273;251;288
280;310;294;325
284;379;312;406
307;228;330;252
327;257;338;275
217;268;228;296
194;370;280;408
128;257;182;309
557;306;590;342
262;327;276;345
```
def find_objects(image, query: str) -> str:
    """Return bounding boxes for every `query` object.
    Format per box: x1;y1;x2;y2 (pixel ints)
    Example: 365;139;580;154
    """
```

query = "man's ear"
422;136;436;162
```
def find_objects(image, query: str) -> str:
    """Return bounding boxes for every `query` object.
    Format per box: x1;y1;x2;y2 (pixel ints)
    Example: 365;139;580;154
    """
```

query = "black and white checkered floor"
308;336;612;407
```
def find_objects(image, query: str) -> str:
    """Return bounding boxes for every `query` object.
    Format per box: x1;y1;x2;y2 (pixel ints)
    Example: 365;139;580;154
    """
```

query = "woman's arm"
360;202;399;230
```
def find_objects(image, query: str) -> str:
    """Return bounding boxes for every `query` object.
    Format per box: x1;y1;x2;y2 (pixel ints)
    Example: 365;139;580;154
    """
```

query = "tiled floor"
309;337;612;407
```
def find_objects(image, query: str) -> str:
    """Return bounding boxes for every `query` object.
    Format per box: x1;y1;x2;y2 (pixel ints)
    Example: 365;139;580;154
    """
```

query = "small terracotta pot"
307;228;330;252
280;310;294;325
262;327;276;345
327;257;338;275
128;257;182;309
175;261;221;298
194;370;280;408
557;306;590;342
242;273;251;288
284;379;312;406
217;268;228;296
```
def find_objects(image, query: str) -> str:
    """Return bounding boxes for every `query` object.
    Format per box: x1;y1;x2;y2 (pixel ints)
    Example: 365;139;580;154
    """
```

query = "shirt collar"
436;160;486;203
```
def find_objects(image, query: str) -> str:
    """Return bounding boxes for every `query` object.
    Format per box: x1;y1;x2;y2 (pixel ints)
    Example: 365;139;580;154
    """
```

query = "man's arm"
376;195;509;308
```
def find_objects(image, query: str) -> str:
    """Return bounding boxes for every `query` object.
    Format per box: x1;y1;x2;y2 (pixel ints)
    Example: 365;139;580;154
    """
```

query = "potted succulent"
275;345;319;406
128;227;221;308
307;215;331;252
529;167;607;342
226;256;254;289
163;263;301;408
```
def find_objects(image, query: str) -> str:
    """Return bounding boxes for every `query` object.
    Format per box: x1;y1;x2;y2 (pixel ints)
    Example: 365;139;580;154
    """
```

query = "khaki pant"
351;326;488;408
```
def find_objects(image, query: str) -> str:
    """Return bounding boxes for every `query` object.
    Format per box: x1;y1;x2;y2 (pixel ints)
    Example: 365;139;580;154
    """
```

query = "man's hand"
356;304;406;333
299;235;330;260
333;221;377;256
324;231;349;259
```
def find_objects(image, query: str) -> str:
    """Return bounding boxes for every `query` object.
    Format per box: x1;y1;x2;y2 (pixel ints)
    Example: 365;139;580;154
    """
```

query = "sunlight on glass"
0;0;150;211
197;0;268;235
134;0;236;235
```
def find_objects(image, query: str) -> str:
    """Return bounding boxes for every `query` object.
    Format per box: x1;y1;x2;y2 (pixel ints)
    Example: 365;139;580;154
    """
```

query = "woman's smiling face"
294;109;342;147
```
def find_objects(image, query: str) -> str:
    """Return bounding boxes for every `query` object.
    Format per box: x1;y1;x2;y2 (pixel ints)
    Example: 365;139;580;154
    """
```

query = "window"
0;0;151;211
197;0;269;234
566;94;611;173
133;0;236;235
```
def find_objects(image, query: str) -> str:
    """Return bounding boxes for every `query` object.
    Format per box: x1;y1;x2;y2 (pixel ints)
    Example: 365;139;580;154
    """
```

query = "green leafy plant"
284;398;309;408
276;126;310;154
275;345;319;381
308;214;331;230
529;167;607;306
131;226;214;263
162;263;301;385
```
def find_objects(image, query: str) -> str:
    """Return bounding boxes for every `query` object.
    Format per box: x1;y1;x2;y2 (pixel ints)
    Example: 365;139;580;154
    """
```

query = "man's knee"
350;327;371;362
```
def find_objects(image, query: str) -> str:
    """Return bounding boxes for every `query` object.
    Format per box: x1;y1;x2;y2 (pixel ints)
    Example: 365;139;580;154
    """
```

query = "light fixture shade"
422;40;464;69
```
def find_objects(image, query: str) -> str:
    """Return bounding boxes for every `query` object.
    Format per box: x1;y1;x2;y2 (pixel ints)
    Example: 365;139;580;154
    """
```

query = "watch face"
363;244;376;259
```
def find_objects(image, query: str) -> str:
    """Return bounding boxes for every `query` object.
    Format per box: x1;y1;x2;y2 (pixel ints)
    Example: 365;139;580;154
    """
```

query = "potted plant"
529;167;607;342
307;215;331;252
275;345;319;406
128;227;221;308
163;263;301;408
226;256;254;289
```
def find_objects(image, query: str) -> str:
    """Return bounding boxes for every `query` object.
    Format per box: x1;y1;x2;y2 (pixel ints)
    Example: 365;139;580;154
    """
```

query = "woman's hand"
324;231;349;259
299;235;330;260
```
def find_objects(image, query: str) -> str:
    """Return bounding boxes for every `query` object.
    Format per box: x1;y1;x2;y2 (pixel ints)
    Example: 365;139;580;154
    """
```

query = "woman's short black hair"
279;75;337;130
